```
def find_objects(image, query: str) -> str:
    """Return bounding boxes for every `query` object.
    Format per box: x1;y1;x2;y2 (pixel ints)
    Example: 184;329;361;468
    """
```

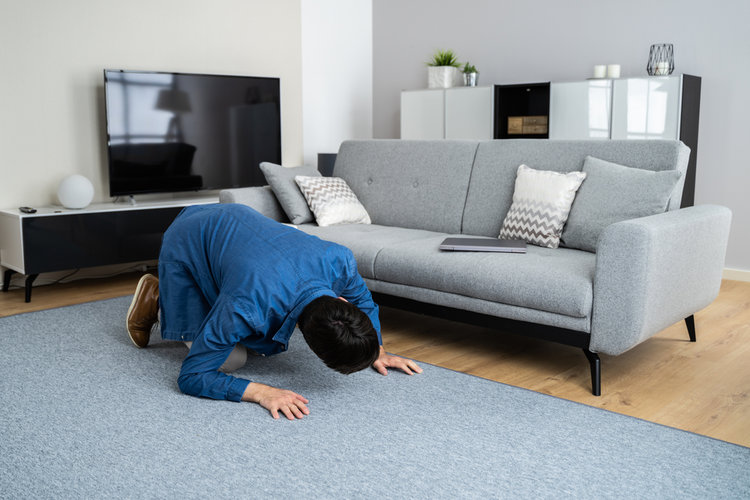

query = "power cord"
2;262;155;291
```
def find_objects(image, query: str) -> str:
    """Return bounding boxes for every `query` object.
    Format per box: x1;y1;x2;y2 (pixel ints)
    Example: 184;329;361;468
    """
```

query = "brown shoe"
127;274;159;348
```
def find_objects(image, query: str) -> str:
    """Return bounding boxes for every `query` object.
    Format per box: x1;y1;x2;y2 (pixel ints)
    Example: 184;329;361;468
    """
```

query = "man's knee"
184;341;248;373
220;344;248;373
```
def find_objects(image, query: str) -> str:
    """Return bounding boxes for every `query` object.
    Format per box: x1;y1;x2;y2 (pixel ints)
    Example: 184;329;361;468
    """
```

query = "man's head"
298;296;379;374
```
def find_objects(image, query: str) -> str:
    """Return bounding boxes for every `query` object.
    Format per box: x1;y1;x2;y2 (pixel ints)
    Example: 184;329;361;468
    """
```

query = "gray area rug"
1;297;748;499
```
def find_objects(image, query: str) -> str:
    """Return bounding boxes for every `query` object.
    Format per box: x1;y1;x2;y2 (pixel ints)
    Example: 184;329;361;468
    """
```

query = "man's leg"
126;274;159;348
183;342;248;372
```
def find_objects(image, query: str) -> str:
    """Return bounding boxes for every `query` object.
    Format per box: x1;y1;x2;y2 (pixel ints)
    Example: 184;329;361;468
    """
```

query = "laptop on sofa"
438;237;526;253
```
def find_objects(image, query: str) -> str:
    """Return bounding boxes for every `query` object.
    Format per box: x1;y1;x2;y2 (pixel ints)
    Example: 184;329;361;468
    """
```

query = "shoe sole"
127;274;154;348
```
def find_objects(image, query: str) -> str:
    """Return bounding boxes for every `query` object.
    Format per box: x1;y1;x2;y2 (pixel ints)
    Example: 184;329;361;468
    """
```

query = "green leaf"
427;49;461;67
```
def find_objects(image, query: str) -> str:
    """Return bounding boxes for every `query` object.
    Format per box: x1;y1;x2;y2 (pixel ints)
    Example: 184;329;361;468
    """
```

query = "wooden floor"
2;273;749;447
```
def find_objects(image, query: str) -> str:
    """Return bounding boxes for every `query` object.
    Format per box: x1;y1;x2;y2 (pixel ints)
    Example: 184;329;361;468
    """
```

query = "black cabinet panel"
22;207;183;274
494;83;551;139
679;75;701;208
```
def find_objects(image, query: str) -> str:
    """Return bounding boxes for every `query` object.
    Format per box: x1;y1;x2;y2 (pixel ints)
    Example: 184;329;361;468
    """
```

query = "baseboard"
723;267;750;282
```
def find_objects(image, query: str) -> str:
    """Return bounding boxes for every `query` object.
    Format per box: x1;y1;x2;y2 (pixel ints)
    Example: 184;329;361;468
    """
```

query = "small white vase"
428;66;461;89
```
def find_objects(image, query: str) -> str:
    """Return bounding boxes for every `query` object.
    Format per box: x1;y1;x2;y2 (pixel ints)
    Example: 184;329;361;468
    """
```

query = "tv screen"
104;69;281;197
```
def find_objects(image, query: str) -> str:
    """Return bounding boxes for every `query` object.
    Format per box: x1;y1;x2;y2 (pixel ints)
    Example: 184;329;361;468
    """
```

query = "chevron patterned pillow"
499;164;586;249
294;175;371;227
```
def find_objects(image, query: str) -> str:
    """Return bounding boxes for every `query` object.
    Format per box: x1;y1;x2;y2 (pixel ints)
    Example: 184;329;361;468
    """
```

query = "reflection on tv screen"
104;70;281;197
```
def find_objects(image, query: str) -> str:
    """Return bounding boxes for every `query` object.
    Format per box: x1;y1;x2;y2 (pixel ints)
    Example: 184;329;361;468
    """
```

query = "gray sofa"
220;139;732;395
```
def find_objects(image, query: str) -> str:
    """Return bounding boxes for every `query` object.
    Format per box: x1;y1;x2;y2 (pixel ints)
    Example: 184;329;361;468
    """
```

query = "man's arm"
339;254;422;376
339;256;382;344
176;301;253;402
177;297;310;419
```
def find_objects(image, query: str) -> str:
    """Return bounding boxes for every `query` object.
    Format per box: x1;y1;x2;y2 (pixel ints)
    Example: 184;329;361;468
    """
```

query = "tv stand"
0;196;216;302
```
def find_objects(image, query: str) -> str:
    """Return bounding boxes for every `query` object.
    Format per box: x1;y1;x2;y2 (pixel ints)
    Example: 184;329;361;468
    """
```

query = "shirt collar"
271;288;337;346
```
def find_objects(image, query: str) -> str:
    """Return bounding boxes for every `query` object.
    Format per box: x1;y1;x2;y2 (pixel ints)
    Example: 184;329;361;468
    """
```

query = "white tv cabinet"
0;197;217;302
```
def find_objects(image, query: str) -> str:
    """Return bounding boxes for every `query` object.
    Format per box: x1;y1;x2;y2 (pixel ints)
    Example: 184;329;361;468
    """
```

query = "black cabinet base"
1;270;37;303
3;206;184;303
2;269;12;293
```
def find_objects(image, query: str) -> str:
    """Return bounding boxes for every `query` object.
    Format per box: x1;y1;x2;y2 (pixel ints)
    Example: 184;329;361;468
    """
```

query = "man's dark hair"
298;296;379;375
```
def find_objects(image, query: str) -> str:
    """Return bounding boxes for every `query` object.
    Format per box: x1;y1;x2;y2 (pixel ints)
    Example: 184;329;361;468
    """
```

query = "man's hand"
242;382;310;420
372;346;423;376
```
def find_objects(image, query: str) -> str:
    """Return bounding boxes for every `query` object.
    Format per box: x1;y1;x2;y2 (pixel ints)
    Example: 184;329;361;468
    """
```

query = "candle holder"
647;43;674;76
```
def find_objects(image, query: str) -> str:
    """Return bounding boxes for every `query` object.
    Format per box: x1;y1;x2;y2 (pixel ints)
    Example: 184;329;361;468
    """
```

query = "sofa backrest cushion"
461;140;690;237
560;156;684;252
334;140;479;233
259;162;321;224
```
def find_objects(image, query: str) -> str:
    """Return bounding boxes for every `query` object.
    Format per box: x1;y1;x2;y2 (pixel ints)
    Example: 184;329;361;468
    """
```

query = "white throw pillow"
499;164;586;249
294;176;371;227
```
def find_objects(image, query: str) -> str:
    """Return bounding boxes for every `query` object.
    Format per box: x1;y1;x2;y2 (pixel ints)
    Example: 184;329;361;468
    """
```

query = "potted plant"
462;62;479;87
427;49;462;89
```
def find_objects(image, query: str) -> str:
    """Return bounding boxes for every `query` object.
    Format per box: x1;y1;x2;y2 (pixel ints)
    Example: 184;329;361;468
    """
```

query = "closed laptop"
439;237;526;253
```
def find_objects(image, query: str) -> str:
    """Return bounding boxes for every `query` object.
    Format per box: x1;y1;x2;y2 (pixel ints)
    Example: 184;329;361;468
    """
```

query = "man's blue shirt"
158;203;381;402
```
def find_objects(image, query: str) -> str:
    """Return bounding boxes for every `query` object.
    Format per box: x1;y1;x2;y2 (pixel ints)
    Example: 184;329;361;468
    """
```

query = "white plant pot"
428;66;461;89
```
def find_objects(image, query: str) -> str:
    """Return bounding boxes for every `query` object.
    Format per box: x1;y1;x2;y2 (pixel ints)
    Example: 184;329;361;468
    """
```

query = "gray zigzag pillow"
294;176;371;227
499;164;586;249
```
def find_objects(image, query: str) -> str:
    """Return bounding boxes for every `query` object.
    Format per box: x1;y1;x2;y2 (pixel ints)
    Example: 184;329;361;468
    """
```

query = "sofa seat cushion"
294;224;442;279
373;235;596;319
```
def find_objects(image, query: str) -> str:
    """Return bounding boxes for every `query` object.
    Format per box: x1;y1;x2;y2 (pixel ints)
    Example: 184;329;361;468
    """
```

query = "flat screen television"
104;69;281;197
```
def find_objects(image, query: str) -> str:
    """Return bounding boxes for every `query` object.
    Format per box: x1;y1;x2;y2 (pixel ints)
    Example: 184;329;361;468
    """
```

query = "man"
126;203;421;420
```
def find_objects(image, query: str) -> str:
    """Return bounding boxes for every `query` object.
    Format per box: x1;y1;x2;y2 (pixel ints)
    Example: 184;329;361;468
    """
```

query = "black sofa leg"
685;315;696;342
583;349;601;396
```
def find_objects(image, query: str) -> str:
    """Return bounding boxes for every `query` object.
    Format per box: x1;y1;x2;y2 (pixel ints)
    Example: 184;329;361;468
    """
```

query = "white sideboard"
400;74;700;206
610;76;683;140
401;86;495;140
400;88;445;139
548;79;613;139
444;86;495;140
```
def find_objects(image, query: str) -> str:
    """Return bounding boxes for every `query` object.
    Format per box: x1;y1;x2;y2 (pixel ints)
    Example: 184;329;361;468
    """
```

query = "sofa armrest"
219;186;289;223
590;205;732;355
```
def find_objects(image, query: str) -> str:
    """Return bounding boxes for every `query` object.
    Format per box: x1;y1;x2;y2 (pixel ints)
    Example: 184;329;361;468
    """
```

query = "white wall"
301;0;372;166
0;0;303;209
373;0;750;273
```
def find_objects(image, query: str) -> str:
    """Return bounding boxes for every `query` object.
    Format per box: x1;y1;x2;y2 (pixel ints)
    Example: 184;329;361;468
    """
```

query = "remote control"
19;206;37;214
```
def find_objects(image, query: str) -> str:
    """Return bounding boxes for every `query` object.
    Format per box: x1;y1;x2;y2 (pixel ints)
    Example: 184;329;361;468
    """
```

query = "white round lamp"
57;174;94;209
